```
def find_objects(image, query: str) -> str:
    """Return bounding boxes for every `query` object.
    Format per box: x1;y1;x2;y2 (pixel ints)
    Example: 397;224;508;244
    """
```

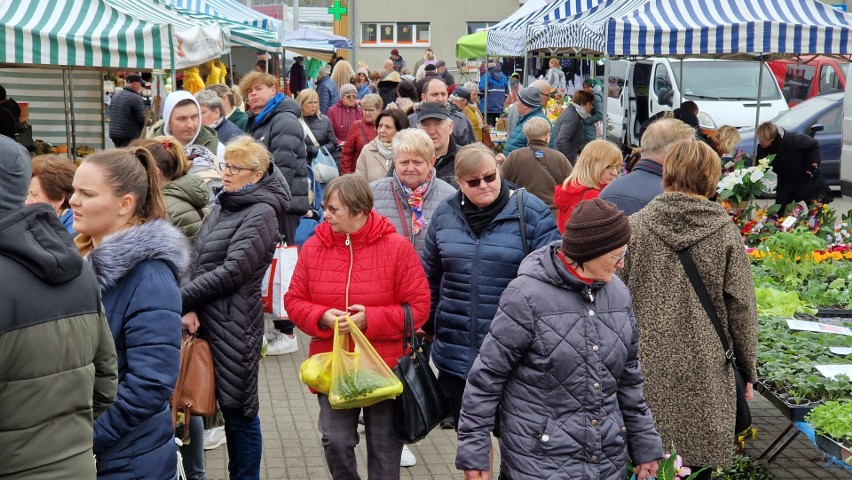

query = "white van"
605;58;789;149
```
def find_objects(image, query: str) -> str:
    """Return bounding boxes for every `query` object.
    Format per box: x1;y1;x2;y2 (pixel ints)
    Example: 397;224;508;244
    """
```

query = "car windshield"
772;96;839;128
672;61;781;101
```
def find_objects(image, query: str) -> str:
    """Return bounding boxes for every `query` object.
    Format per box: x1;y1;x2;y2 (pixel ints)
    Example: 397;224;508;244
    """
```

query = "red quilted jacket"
286;210;430;370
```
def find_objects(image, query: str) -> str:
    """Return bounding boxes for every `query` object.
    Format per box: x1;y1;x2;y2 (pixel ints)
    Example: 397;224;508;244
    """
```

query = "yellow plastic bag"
299;352;332;394
329;316;403;409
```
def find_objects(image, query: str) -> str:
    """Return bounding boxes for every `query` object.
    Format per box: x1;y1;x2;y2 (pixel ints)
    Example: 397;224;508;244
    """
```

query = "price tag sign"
780;216;798;230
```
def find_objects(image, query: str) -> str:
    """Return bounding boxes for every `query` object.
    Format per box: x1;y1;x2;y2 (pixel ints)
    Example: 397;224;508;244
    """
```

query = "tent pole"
523;47;529;85
603;57;610;141
228;51;235;86
62;69;72;159
753;54;765;157
485;53;489;127
679;56;684;106
68;69;77;160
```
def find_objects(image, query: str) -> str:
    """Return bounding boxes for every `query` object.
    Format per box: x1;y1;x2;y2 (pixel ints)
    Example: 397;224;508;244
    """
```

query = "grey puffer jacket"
457;243;663;480
246;94;309;214
370;172;456;256
180;167;290;417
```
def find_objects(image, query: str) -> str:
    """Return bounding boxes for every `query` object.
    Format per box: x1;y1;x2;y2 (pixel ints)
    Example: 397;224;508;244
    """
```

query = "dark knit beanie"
562;198;631;264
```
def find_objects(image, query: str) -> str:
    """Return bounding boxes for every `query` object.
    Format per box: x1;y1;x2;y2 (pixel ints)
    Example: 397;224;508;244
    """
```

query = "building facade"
351;0;521;75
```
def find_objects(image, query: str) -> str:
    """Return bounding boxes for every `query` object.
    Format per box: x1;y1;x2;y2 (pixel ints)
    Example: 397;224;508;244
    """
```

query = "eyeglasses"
463;172;498;188
219;162;256;175
321;203;342;215
610;248;628;262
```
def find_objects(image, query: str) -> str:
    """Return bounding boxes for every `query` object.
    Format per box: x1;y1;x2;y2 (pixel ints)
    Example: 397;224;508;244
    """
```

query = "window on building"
361;23;377;44
467;22;495;35
398;23;414;45
359;23;431;46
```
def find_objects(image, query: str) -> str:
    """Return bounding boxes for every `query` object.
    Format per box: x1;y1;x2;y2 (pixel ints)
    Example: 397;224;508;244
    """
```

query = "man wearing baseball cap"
416;102;457;187
503;85;554;155
108;73;146;147
435;60;456;87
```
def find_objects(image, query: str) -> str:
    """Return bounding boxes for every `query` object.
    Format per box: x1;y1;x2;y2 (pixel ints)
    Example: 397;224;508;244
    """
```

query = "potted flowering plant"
717;154;777;208
627;447;707;480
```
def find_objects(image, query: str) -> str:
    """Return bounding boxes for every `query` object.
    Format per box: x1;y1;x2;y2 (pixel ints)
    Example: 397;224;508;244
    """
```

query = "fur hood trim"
86;219;191;289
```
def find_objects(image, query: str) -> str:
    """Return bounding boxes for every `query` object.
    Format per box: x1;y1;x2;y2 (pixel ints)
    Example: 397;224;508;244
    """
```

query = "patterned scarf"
393;171;432;235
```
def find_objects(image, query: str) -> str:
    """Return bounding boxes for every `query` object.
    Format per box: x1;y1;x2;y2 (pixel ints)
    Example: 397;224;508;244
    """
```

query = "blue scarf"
254;92;285;125
214;182;257;204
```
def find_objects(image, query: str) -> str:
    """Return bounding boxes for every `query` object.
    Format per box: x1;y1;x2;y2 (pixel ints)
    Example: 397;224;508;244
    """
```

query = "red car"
769;55;848;107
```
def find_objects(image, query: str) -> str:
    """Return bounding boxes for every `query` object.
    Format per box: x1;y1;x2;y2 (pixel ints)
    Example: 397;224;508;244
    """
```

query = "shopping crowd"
12;47;824;480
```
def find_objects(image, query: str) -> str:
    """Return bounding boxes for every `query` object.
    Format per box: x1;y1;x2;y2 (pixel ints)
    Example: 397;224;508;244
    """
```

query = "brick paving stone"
204;331;850;479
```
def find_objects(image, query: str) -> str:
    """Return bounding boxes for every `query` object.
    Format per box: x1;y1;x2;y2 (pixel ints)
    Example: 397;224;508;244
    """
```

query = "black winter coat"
246;95;309;214
456;243;663;479
756;128;820;183
301;113;340;164
108;87;145;141
181;169;290;417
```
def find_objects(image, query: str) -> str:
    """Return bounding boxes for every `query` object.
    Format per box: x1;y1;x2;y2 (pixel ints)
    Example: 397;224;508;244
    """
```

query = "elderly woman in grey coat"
370;128;456;255
620;139;758;477
456;198;662;480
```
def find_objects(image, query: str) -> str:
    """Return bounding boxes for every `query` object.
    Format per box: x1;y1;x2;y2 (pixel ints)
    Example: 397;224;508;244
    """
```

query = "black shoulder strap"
517;189;529;256
676;249;735;363
400;303;418;356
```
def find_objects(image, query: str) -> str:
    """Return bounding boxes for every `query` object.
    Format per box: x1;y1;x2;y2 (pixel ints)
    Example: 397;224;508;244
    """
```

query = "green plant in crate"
711;454;772;480
806;401;852;445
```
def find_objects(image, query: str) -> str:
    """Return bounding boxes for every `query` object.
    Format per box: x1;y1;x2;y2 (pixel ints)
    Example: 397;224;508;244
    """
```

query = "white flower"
749;168;765;183
758;157;771;169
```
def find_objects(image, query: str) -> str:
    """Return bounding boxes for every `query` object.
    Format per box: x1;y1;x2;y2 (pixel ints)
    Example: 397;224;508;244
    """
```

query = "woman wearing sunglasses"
422;143;560;433
456;198;663;480
180;135;290;479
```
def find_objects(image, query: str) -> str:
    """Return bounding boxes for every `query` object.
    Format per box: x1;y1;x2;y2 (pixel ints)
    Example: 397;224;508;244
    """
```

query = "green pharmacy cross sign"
328;0;348;21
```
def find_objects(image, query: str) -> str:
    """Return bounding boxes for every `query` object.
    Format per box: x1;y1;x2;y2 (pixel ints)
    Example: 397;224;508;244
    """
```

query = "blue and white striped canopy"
527;0;645;54
486;0;603;56
607;0;852;56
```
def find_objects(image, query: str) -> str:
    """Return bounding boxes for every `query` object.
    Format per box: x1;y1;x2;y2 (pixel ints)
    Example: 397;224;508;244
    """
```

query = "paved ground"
203;331;851;480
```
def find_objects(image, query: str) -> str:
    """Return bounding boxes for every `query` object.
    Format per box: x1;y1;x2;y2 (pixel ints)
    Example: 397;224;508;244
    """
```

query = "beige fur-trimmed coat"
620;192;758;468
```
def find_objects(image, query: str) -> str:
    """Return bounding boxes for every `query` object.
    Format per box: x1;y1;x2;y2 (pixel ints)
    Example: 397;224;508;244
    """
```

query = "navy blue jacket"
214;118;243;146
479;70;509;114
599;159;663;216
422;186;561;379
317;77;340;115
85;220;190;480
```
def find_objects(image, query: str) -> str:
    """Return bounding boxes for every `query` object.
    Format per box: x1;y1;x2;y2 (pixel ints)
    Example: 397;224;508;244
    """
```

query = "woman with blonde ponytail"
70;147;191;479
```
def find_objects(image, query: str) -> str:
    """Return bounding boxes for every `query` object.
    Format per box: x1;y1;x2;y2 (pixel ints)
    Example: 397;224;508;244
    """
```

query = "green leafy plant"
711;454;772;479
806;401;852;445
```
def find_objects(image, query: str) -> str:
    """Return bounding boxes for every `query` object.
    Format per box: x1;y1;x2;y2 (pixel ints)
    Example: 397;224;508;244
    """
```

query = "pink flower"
673;455;692;477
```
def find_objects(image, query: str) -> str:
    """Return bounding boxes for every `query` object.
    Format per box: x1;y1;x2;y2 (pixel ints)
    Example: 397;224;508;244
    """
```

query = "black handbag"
393;304;449;443
677;249;752;434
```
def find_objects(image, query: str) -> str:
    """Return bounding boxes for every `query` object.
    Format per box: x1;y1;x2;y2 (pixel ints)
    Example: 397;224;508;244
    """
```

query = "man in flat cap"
109;74;146;147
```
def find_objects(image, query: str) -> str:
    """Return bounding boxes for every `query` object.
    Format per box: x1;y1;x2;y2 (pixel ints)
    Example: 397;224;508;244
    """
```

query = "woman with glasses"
423;143;560;431
341;94;382;174
456;198;663;480
286;174;430;479
620;139;757;479
180;135;290;480
354;109;409;183
554;139;622;233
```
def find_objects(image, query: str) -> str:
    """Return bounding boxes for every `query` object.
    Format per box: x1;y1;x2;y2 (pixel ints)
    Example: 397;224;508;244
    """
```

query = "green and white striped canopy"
156;0;280;52
0;0;174;69
105;0;230;69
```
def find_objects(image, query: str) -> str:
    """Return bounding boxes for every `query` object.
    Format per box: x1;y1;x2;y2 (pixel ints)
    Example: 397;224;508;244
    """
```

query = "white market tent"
164;0;286;44
606;0;852;57
158;0;281;52
527;0;647;54
485;0;603;57
105;0;229;69
0;0;175;69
